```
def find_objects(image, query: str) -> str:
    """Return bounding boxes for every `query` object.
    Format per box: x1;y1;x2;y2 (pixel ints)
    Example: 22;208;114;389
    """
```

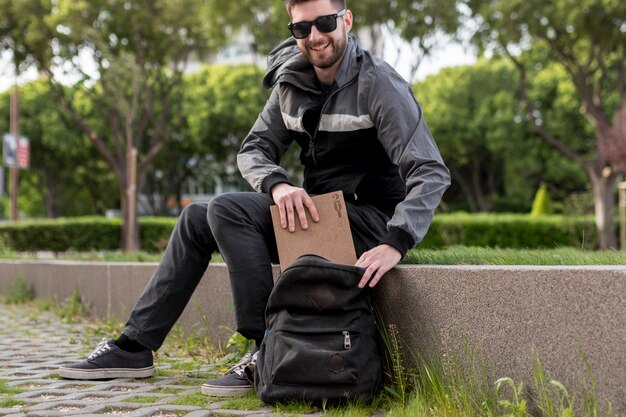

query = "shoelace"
88;338;113;360
226;350;258;377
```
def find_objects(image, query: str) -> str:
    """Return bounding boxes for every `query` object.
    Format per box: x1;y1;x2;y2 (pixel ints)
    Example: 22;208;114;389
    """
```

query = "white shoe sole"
58;366;155;380
201;383;254;397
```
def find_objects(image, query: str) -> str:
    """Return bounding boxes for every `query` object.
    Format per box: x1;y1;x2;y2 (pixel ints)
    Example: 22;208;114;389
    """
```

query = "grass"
169;392;214;406
220;392;264;410
0;380;26;410
0;397;26;408
403;246;626;265
4;276;34;304
122;395;160;403
0;379;24;396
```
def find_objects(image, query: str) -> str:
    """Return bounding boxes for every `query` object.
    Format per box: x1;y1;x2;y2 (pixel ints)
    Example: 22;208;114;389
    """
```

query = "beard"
300;33;348;70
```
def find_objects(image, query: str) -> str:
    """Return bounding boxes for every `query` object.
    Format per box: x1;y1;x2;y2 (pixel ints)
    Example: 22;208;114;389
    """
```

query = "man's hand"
271;183;319;232
356;244;402;288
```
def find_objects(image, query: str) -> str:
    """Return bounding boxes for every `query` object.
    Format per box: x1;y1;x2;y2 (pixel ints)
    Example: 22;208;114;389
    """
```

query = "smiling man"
58;0;449;400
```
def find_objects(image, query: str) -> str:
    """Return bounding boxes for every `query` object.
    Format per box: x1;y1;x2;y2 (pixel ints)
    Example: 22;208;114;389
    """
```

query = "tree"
0;0;52;220
141;64;271;215
0;81;117;217
209;0;288;55
0;0;50;73
20;0;229;250
416;60;516;211
467;0;626;248
417;58;588;213
365;0;464;79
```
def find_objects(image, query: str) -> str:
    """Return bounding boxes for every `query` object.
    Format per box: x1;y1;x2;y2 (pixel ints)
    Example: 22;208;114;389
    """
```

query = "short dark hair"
284;0;347;15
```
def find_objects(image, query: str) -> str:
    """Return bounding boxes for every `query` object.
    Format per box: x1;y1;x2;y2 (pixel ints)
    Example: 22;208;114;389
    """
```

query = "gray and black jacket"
237;36;450;256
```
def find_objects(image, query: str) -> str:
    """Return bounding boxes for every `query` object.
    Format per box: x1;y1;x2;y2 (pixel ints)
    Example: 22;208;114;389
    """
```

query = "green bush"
0;216;176;253
421;213;599;249
0;213;603;252
5;276;34;304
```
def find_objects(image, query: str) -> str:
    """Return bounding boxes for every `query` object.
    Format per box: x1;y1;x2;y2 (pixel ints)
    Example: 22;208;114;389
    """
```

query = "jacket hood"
263;35;362;91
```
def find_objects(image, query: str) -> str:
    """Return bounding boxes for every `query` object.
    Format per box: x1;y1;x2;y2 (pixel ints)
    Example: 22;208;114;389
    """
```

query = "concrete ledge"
0;261;623;413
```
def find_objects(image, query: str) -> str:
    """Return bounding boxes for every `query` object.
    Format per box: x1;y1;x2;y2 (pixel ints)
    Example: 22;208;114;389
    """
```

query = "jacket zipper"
306;75;359;166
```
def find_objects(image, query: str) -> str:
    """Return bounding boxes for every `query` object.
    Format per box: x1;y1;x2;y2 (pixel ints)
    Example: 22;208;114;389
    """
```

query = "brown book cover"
270;191;357;271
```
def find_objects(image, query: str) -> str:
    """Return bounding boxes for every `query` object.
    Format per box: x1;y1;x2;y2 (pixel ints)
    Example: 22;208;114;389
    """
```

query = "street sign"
2;133;29;169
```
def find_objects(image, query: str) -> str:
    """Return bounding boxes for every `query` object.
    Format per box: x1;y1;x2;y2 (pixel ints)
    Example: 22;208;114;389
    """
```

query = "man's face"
289;0;352;70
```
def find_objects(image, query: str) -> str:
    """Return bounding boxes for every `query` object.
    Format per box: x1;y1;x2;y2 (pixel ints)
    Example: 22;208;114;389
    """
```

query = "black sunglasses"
288;9;346;39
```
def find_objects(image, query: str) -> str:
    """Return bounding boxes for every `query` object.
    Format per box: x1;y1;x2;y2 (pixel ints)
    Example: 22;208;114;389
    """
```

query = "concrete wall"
0;260;623;414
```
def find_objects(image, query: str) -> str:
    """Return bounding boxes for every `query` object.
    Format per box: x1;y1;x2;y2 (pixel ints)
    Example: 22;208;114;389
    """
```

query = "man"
58;0;450;398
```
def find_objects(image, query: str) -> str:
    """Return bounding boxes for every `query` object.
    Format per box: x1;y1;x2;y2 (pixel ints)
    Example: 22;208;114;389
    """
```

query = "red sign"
17;137;29;169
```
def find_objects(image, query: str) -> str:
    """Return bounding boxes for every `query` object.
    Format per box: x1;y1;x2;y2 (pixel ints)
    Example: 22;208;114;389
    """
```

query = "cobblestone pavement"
0;303;384;417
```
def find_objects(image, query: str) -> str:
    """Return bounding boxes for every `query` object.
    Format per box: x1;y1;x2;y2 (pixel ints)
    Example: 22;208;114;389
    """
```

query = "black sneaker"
58;338;155;380
201;350;258;397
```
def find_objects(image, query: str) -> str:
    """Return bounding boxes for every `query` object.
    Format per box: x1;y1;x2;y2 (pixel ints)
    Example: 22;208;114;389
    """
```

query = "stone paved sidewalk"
0;303;383;417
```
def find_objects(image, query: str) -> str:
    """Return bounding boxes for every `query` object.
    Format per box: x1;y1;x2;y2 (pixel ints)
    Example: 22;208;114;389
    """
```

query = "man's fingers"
368;267;387;288
302;195;319;223
355;244;402;288
294;199;309;230
272;184;318;232
285;201;296;232
358;267;373;288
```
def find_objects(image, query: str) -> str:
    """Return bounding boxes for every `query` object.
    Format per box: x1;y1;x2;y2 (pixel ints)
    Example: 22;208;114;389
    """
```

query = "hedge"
421;213;599;250
0;213;604;253
0;216;177;253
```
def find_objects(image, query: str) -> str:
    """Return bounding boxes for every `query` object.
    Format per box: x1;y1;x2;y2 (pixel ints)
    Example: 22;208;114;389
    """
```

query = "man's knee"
179;202;209;226
207;193;237;222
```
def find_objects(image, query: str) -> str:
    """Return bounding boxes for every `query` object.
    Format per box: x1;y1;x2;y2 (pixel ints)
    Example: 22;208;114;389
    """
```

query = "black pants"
123;192;390;351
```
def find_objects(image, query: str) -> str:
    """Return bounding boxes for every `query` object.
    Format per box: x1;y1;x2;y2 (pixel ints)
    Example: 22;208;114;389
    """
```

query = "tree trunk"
586;163;618;249
121;147;140;251
450;165;479;212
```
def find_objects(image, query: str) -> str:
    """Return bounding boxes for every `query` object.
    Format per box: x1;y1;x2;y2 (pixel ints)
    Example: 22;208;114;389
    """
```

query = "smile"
309;41;331;52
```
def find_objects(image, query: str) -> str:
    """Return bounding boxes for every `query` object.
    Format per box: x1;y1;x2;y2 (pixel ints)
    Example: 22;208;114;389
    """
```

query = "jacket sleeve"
237;87;293;194
368;71;451;255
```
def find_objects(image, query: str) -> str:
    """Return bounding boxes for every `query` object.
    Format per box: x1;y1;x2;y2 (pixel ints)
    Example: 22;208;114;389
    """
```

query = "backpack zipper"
342;330;352;350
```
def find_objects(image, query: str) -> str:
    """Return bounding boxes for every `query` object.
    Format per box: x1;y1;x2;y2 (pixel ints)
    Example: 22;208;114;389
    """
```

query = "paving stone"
0;303;385;417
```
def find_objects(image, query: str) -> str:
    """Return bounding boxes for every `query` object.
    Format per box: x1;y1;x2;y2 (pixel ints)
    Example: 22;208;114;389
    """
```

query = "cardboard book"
270;191;357;271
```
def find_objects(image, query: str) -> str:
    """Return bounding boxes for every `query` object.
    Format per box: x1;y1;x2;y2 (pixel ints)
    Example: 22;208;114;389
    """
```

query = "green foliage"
54;289;90;323
0;216;176;252
416;58;588;213
0;82;118;218
531;184;553;216
5;276;34;304
0;213;604;252
404;246;626;266
169;392;214;406
0;396;26;408
378;321;412;406
121;395;159;404
0;217;121;252
496;377;532;417
0;379;23;395
421;213;599;249
220;393;264;410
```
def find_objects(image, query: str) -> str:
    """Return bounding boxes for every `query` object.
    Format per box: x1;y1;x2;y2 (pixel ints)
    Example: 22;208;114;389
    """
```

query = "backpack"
254;254;382;404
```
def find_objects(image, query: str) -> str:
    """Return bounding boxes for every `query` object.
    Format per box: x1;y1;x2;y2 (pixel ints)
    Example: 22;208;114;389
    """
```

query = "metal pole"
617;181;626;251
9;75;19;222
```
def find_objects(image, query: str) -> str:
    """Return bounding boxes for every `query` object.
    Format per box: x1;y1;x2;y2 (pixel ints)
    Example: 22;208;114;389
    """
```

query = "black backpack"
254;254;382;403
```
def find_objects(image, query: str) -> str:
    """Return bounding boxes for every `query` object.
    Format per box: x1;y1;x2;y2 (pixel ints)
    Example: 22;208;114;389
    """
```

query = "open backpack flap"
254;254;382;404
